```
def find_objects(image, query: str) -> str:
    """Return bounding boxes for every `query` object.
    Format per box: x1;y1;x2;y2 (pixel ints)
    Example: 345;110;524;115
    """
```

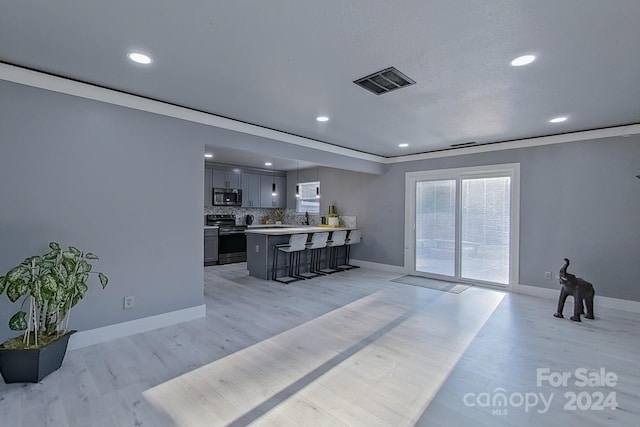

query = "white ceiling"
1;1;639;167
204;146;316;172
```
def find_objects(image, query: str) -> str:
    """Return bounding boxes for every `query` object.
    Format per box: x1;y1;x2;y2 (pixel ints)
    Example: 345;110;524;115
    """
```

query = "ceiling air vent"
354;67;416;95
449;141;478;148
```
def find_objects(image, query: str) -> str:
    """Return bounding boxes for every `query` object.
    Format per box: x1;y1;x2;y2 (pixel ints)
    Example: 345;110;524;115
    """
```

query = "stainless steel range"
206;214;247;264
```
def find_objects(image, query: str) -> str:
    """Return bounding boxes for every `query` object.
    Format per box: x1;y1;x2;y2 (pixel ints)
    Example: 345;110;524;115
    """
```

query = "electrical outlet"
255;245;259;253
123;296;134;310
544;271;552;280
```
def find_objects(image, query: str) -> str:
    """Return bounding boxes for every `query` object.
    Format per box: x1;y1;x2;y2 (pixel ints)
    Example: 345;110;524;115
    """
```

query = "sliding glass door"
460;177;511;284
415;180;457;277
407;165;519;287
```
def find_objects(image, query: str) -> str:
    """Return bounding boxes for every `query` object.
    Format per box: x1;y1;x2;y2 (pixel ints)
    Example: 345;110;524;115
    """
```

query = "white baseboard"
349;259;406;275
516;284;640;314
513;284;558;300
347;265;640;314
67;304;207;350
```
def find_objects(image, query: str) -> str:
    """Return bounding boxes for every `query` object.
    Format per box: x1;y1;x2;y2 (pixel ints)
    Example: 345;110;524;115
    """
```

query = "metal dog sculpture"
553;258;595;322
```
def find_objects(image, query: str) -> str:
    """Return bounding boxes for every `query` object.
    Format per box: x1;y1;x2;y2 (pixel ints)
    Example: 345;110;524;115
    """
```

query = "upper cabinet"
204;166;213;206
205;163;286;208
212;169;241;188
241;172;261;208
260;174;286;208
273;175;287;208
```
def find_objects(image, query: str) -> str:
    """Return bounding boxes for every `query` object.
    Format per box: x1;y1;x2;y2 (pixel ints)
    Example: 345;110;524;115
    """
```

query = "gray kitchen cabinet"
204;166;213;206
272;175;287;208
204;228;219;266
241;172;261;207
206;163;286;208
212;169;241;188
260;174;286;208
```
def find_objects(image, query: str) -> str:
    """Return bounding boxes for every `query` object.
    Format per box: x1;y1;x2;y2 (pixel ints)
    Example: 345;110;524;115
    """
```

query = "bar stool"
337;229;361;270
319;230;347;274
299;232;329;279
272;233;308;284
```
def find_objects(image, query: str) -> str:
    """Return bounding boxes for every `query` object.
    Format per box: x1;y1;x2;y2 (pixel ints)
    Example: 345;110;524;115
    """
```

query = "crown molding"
3;62;638;167
0;62;384;164
383;124;640;164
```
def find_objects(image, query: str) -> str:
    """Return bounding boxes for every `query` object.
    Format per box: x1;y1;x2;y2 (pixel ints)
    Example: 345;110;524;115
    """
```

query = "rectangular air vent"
450;141;478;148
354;67;416;95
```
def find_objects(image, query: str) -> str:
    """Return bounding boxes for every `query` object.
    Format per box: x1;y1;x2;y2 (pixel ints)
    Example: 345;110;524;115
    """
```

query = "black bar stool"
337;229;361;270
272;233;308;284
299;232;329;279
319;230;347;274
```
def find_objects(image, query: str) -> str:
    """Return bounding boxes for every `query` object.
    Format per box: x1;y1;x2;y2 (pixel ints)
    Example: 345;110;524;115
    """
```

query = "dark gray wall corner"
0;81;205;342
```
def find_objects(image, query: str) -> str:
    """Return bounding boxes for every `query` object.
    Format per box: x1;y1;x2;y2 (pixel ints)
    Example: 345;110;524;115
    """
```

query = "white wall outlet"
544;271;552;280
123;296;134;310
255;245;259;253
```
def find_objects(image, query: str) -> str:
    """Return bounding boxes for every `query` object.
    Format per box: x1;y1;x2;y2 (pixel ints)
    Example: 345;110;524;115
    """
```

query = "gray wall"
311;136;640;301
0;81;205;342
286;166;375;216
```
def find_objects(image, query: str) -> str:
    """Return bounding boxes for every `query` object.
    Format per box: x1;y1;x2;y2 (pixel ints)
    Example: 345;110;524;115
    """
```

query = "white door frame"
404;163;520;289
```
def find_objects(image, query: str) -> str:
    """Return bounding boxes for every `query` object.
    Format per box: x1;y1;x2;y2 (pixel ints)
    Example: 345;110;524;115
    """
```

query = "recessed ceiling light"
316;116;329;122
127;52;152;65
510;55;536;67
204;153;213;158
549;116;568;123
398;143;409;148
264;162;272;166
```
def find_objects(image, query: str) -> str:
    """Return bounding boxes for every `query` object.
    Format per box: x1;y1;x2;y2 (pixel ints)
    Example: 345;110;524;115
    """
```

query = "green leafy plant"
0;242;108;349
272;208;285;222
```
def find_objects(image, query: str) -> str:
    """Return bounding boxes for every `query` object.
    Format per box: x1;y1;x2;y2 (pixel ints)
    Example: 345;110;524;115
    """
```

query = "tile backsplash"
204;206;276;225
204;207;356;228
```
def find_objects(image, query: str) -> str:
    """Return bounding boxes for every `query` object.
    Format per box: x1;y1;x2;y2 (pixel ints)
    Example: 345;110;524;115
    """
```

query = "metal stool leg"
272;245;278;280
338;231;361;270
273;234;309;284
318;246;339;274
299;247;324;278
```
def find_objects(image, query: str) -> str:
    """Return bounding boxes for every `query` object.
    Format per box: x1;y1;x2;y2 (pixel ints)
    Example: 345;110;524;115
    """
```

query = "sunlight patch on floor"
143;286;505;426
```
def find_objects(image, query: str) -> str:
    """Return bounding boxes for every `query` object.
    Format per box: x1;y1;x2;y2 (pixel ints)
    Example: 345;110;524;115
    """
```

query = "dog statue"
553;258;595;322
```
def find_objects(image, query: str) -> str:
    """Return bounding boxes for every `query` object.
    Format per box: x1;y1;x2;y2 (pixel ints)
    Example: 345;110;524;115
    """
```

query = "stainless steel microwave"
212;188;242;206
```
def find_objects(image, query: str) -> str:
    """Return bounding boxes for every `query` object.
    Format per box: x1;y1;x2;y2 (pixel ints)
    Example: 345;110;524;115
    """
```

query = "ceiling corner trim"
383;124;640;164
0;62;385;164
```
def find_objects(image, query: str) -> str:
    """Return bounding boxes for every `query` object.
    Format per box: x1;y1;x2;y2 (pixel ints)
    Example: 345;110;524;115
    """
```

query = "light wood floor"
1;263;638;426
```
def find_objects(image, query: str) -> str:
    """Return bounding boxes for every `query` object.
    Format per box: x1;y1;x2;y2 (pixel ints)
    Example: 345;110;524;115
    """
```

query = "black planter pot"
0;330;76;383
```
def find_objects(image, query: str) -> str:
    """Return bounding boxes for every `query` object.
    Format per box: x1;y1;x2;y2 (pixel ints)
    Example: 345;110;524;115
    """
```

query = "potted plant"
327;205;340;226
272;208;285;225
0;242;108;383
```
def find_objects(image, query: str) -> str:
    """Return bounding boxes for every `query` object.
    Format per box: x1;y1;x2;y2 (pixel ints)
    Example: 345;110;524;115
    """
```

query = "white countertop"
245;226;353;235
204;226;219;229
247;224;294;228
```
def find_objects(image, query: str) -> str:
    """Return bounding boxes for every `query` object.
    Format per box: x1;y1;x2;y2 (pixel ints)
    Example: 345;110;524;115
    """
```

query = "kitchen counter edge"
245;226;354;235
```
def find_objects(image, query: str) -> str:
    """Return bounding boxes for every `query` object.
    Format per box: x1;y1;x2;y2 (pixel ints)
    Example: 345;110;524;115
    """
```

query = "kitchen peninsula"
246;226;353;280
